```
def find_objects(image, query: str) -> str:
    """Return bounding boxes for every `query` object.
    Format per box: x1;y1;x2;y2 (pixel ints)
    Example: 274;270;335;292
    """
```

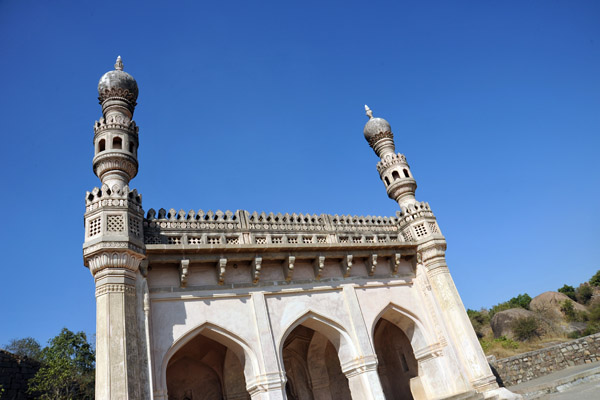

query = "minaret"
83;57;147;399
363;105;417;210
363;106;502;395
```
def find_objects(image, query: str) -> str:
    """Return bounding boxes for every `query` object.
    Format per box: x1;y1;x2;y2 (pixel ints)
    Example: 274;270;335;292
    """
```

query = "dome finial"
365;104;373;119
115;56;123;71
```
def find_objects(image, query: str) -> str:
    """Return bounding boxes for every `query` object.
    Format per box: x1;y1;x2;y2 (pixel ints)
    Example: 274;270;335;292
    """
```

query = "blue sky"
0;0;598;346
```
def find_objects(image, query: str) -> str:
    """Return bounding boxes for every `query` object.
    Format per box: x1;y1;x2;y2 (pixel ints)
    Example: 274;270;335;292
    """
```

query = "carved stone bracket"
88;251;143;276
313;256;325;280
342;254;353;277
217;258;227;285
283;256;295;282
341;354;378;378
252;257;262;284
392;253;401;274
179;259;189;288
367;254;378;276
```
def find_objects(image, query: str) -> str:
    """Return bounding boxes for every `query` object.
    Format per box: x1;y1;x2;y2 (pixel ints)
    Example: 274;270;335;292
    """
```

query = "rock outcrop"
530;291;587;320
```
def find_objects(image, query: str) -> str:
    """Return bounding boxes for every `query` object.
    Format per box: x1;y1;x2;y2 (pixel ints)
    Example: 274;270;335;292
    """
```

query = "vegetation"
511;317;540;341
590;270;600;287
3;336;42;360
469;269;600;358
575;283;593;305
488;293;532;318
558;284;576;301
27;328;95;400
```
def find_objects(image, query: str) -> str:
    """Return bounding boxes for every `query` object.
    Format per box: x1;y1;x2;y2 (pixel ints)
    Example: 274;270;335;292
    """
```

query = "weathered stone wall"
0;350;40;400
490;333;600;386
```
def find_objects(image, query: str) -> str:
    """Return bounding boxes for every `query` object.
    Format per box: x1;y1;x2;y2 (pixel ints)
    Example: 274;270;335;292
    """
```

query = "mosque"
82;57;519;400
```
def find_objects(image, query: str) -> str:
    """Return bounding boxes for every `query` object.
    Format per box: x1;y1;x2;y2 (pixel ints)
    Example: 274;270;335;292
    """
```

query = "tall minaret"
363;106;502;396
83;57;147;399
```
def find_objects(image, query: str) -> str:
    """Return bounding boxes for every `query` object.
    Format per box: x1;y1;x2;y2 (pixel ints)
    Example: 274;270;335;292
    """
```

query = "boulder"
490;308;539;339
529;291;587;321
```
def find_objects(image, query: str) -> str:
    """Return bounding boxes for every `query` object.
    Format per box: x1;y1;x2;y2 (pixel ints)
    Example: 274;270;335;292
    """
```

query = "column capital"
246;372;286;396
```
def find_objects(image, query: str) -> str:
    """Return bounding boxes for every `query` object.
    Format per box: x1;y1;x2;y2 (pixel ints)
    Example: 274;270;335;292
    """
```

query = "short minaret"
363;105;417;210
83;57;147;399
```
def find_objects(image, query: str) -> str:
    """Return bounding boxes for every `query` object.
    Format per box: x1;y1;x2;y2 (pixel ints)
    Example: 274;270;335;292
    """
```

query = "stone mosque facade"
83;58;519;400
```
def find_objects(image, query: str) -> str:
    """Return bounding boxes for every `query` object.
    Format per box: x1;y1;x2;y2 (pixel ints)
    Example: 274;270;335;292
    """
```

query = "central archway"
283;326;352;400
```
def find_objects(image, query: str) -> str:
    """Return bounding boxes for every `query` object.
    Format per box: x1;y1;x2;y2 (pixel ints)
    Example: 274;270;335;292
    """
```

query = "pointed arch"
158;321;260;394
371;302;433;352
278;310;357;368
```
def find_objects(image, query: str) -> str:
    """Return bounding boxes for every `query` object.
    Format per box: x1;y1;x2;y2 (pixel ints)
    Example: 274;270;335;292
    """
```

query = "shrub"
576;284;593;305
560;299;576;321
467;309;490;338
558;284;577;301
511;317;540;341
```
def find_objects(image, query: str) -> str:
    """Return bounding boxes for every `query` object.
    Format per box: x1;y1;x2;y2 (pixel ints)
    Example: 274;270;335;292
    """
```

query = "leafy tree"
28;328;95;400
590;270;600;287
489;293;532;318
3;337;42;360
576;284;593;305
558;284;577;301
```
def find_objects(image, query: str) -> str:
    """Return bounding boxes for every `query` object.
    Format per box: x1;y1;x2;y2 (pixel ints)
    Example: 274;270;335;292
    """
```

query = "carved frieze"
88;251;143;275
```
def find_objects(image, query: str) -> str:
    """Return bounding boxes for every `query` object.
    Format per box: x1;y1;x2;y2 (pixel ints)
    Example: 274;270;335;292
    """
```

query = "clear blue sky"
0;0;598;347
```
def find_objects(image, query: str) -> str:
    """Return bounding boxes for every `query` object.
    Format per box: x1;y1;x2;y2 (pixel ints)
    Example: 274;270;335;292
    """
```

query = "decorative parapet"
143;208;405;246
94;115;138;136
85;184;143;213
376;152;407;174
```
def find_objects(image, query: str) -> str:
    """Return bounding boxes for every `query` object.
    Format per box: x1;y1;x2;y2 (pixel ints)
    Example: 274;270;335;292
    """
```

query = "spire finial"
115;56;123;71
365;104;373;119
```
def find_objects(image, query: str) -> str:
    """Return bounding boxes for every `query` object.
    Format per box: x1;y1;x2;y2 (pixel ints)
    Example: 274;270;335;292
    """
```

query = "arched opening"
384;176;390;186
98;139;105;153
392;170;400;181
403;169;410;178
374;319;418;399
283;325;351;400
128;141;134;153
166;333;250;400
112;136;122;149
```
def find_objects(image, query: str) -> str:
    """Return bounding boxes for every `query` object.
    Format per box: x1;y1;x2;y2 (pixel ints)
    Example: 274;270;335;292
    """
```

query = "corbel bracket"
313;256;325;280
180;259;189;288
217;258;227;285
342;254;353;277
284;256;295;282
252;256;262;284
367;254;378;276
392;253;401;275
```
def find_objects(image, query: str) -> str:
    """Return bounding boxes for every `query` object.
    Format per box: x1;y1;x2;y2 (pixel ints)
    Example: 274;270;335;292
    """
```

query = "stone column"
340;284;386;399
418;239;498;393
248;292;286;400
90;254;144;399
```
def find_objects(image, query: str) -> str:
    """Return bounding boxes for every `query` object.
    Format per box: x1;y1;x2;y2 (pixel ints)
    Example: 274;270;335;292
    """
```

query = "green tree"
576;284;593;305
558;284;577;301
489;293;532;318
28;328;95;400
3;337;42;360
590;270;600;287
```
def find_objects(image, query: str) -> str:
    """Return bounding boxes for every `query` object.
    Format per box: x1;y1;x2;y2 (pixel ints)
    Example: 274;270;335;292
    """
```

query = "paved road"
543;378;600;399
